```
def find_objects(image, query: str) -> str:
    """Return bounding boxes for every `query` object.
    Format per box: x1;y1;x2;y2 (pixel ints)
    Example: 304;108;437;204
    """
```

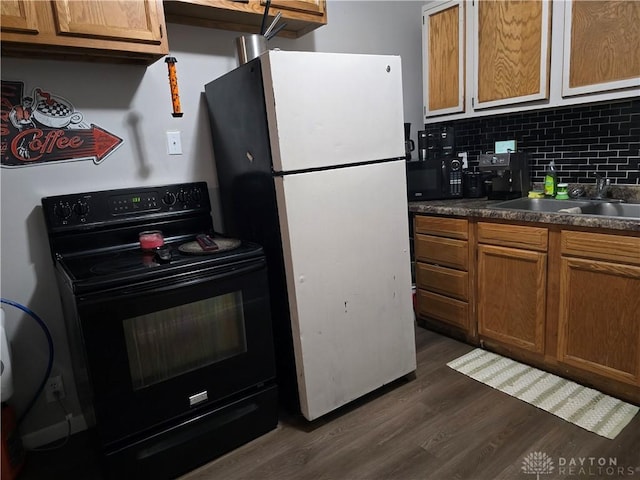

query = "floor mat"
447;348;638;439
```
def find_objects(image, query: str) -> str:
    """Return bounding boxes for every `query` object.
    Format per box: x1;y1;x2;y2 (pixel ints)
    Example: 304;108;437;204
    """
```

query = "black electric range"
40;182;278;479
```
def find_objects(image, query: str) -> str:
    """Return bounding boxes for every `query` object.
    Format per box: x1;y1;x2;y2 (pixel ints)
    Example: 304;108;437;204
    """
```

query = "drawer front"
415;234;468;270
415;215;468;239
417;289;468;329
478;222;548;251
416;262;468;301
561;230;640;265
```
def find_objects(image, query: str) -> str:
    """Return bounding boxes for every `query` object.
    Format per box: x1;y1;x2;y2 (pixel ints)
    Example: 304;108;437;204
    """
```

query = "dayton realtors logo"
522;451;639;478
522;451;554;479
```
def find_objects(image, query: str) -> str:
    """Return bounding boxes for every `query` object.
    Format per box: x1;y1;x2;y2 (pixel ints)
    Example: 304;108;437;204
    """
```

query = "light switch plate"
166;131;182;155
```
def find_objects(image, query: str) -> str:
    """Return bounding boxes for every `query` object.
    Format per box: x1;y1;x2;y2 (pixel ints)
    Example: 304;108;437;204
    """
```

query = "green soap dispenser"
544;160;557;197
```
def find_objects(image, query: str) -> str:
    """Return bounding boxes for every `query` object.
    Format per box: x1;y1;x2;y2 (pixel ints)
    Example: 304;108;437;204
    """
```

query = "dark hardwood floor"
20;326;640;480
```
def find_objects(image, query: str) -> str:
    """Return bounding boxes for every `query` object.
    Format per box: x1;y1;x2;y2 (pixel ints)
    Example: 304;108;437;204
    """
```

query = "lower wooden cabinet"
557;231;640;387
477;244;547;354
416;262;468;301
412;213;640;402
416;289;468;330
414;215;473;339
476;221;548;354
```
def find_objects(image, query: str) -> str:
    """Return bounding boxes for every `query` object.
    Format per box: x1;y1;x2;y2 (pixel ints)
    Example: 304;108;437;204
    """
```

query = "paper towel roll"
1;308;14;402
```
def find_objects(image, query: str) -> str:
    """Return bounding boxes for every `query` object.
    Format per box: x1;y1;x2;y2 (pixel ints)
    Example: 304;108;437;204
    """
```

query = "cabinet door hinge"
472;97;475;108
160;24;164;38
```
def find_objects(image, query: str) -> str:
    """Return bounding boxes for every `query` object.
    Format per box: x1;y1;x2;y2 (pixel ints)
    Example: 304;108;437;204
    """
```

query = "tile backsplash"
425;99;639;185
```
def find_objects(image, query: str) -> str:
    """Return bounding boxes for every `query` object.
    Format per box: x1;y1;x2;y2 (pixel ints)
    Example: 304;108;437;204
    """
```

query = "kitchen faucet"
593;173;610;200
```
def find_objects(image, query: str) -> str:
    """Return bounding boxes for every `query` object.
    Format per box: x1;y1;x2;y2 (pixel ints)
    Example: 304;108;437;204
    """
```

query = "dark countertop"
408;198;640;232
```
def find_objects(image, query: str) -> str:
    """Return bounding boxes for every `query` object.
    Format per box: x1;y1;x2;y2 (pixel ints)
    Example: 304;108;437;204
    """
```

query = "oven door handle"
80;259;266;301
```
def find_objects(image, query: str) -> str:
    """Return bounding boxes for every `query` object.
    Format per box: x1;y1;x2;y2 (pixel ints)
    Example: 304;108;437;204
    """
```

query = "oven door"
75;257;275;446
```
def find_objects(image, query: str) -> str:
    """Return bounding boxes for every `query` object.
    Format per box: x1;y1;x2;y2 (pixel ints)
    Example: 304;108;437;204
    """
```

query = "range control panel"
42;182;210;230
109;192;161;215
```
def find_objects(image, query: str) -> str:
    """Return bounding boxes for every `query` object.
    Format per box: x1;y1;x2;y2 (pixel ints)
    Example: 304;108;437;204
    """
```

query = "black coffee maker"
418;126;455;160
478;152;531;200
404;123;415;160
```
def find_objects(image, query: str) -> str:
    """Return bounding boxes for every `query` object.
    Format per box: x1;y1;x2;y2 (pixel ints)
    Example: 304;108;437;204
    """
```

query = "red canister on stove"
139;230;164;250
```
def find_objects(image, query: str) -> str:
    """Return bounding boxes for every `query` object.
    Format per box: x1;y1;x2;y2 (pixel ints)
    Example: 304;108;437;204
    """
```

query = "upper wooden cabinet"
422;0;465;117
422;0;640;123
163;0;327;39
474;0;551;109
1;0;39;34
1;0;168;65
262;0;325;16
52;1;164;44
562;0;640;97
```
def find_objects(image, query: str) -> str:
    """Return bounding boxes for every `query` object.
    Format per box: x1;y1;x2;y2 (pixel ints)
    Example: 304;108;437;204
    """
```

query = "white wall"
0;0;423;445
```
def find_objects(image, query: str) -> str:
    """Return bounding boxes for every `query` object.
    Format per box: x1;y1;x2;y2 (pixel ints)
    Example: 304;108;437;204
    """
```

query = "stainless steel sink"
489;198;592;213
488;198;640;220
579;202;640;219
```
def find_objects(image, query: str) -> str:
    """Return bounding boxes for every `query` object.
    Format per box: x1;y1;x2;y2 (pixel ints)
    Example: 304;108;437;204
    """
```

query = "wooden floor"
21;326;640;480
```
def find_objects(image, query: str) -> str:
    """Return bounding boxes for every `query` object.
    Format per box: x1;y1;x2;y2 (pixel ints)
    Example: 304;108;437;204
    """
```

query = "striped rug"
447;348;639;440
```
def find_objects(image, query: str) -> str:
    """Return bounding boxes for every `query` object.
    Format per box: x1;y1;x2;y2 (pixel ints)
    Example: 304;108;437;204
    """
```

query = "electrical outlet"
458;151;468;169
45;375;66;403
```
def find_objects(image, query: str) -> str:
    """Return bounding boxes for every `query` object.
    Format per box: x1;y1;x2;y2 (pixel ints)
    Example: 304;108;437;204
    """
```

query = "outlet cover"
166;131;182;155
457;151;468;169
45;375;66;402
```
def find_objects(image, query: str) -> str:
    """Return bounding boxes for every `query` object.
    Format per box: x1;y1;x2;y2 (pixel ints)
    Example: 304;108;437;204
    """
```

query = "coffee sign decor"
1;80;123;168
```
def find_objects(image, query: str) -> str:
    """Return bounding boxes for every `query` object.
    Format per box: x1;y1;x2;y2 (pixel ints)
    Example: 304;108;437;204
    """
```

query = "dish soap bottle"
544;160;557;197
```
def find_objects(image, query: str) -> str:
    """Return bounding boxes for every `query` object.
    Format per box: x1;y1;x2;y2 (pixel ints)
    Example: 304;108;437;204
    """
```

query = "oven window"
123;291;247;390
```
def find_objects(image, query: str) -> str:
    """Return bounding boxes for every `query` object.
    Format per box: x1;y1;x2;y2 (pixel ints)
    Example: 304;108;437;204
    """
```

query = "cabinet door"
562;1;640;96
558;257;640;386
1;0;39;33
261;0;325;16
52;0;163;44
422;0;465;117
477;244;547;353
415;215;468;239
415;234;468;271
473;0;551;109
417;289;469;330
416;263;468;301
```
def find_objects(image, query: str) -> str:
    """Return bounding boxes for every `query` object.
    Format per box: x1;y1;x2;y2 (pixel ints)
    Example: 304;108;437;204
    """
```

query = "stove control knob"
54;202;72;220
177;189;189;204
163;192;176;206
73;201;89;217
190;187;202;203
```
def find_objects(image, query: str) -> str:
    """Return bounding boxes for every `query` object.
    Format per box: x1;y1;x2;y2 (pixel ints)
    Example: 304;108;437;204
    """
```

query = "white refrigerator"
205;50;416;421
